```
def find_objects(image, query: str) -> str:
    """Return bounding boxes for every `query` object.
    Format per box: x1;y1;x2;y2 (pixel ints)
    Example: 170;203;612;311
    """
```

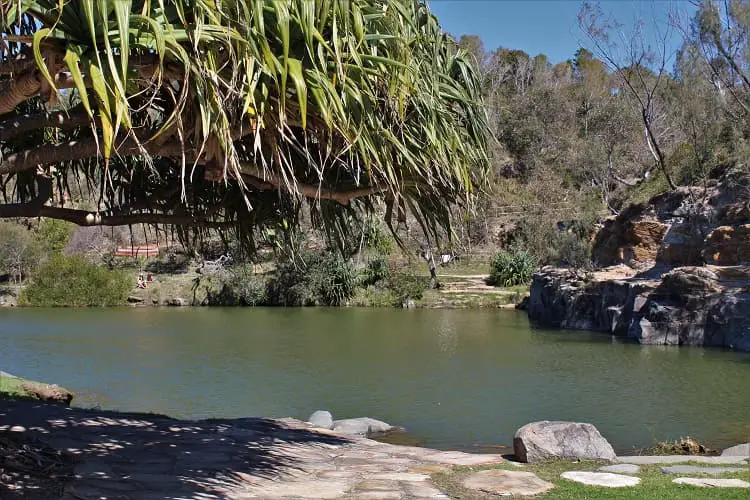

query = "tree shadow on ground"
0;398;350;499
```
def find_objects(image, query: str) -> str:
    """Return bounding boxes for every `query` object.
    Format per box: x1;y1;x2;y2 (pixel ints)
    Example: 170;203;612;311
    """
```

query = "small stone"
661;465;745;475
463;469;555;496
599;464;640;474
673;478;750;488
9;426;25;432
307;410;334;429
560;471;641;487
722;443;750;457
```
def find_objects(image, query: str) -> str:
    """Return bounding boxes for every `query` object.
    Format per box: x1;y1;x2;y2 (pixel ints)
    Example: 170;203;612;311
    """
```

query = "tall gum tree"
0;0;489;248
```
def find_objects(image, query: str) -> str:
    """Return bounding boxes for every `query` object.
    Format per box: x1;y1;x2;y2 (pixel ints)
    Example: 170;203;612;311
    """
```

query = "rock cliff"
528;171;750;352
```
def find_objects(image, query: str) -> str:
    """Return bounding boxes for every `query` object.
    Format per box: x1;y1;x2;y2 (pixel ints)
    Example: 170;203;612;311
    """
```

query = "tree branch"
239;164;384;204
0;109;92;141
0;201;233;227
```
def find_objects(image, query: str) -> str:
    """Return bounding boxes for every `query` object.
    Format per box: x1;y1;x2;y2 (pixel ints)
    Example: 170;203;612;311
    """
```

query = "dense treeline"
456;0;750;266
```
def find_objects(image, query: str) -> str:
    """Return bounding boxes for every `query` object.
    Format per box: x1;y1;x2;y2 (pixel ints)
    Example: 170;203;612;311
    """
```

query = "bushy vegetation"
265;252;358;307
204;266;267;307
488;251;536;287
20;255;130;307
382;271;429;305
361;257;390;287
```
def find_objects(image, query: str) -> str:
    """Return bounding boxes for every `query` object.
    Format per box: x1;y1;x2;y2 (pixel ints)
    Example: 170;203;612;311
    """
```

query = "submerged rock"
513;421;616;463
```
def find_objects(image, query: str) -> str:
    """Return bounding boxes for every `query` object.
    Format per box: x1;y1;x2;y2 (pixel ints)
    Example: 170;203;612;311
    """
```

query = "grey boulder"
307;410;334;430
332;417;399;436
721;443;750;457
513;421;616;463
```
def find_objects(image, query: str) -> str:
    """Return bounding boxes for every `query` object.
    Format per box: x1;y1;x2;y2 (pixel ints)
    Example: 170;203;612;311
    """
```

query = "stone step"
616;455;749;465
661;465;746;475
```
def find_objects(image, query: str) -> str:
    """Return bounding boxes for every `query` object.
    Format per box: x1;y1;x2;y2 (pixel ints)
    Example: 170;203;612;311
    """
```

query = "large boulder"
513;421;616;463
307;410;334;429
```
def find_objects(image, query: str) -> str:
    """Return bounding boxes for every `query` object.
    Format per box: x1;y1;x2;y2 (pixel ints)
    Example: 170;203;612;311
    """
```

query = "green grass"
436;259;491;276
0;372;74;404
0;375;30;400
432;460;750;499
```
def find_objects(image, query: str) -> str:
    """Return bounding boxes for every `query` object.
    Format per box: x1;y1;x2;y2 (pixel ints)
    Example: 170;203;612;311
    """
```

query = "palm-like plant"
0;0;488;246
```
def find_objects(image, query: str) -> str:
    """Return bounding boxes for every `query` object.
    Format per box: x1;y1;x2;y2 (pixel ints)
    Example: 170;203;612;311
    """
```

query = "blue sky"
429;1;697;64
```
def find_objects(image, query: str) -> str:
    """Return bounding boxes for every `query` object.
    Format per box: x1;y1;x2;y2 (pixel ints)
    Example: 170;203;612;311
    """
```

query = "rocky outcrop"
529;171;750;351
592;173;750;268
513;421;616;463
528;265;750;351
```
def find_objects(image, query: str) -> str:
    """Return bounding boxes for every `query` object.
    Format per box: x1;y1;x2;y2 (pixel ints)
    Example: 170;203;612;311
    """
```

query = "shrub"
384;271;429;305
362;220;395;256
204;266;267;306
265;252;357;306
361;257;389;287
488;251;536;287
315;254;357;306
21;254;130;307
549;232;592;269
35;219;74;254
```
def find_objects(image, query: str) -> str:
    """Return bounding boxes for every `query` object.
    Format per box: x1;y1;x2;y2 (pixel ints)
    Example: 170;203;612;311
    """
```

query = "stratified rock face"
592;174;750;268
513;421;616;463
527;266;750;352
703;225;750;265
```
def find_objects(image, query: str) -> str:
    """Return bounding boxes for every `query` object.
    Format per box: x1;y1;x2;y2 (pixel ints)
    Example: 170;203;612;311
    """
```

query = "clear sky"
429;0;697;64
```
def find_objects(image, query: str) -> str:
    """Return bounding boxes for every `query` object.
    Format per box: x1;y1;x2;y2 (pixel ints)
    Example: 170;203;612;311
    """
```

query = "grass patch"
0;373;73;404
432;460;750;499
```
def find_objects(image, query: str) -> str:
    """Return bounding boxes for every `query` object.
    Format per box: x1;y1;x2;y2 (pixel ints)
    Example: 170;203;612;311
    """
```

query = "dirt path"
0;399;503;499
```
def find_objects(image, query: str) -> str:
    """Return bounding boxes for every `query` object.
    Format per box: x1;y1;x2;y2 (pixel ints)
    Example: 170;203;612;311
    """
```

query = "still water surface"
0;307;748;452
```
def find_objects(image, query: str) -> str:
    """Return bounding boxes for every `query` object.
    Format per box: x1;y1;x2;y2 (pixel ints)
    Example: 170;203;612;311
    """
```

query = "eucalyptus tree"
0;0;488;249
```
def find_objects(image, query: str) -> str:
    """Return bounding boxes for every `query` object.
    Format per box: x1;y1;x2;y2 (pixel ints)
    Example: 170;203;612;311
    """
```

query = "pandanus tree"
0;0;488;249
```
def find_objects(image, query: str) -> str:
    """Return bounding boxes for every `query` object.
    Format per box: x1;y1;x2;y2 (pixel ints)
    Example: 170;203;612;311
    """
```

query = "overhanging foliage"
0;0;488;247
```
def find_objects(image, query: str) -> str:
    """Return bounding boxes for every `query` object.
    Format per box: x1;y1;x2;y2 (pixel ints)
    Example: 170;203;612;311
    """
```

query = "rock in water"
332;417;399;436
721;443;750;457
513;421;616;463
307;410;334;429
462;469;554;496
